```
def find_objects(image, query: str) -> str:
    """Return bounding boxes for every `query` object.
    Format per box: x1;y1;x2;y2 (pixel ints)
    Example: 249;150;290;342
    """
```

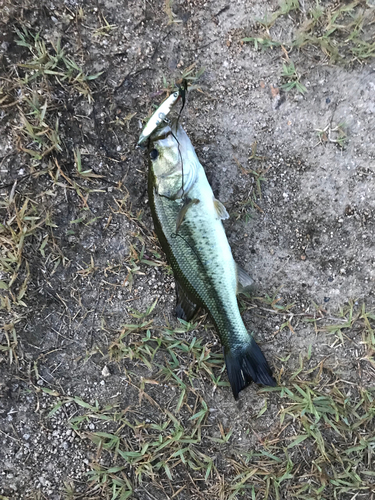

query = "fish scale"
145;120;276;399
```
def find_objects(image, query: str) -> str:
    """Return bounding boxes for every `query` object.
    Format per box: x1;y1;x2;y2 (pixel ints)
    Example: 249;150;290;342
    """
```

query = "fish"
140;105;276;399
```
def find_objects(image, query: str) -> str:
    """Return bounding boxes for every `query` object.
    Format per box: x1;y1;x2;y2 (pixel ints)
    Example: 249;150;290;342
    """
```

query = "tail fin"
225;338;276;399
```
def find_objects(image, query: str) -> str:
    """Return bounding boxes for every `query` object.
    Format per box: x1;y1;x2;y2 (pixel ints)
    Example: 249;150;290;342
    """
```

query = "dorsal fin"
213;198;229;220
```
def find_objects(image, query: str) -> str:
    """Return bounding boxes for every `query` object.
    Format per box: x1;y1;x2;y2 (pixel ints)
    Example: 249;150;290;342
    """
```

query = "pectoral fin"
175;281;199;321
213;198;229;220
236;264;255;295
176;198;200;232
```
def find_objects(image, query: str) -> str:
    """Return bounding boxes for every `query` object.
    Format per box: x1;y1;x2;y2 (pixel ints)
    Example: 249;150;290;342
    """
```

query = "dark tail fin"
224;338;276;400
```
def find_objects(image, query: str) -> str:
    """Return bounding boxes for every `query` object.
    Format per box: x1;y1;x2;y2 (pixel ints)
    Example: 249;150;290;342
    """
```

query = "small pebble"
102;365;110;377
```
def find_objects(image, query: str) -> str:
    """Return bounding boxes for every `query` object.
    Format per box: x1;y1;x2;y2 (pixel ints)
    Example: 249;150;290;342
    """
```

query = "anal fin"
175;281;199;321
236;263;255;295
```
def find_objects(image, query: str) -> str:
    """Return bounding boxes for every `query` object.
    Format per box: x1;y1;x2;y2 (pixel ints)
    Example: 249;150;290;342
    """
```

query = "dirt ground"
1;0;375;499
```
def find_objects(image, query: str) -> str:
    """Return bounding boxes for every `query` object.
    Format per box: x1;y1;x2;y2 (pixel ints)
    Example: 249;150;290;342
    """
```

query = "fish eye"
173;91;179;98
150;149;159;160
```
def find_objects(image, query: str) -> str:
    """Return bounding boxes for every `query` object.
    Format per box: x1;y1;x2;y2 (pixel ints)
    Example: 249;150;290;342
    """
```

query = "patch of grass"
0;193;47;363
242;0;375;65
12;28;100;167
108;312;228;403
88;405;214;482
0;196;39;300
92;12;118;37
15;27;101;101
164;0;183;25
254;379;375;499
256;0;300;30
40;311;227;494
41;300;375;499
294;1;375;63
232;150;269;221
86;465;133;499
315;121;347;148
0;26;103;365
15;92;62;160
160;64;205;97
280;61;307;94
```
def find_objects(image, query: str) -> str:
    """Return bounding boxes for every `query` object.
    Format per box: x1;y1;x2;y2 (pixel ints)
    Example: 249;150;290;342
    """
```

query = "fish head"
148;121;199;200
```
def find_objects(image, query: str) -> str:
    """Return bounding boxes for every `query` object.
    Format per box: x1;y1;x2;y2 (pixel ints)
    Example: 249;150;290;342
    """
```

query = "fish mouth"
137;119;174;150
147;119;187;151
148;121;174;144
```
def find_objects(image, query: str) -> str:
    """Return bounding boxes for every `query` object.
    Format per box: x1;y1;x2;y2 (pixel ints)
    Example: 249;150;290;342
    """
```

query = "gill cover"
150;123;199;200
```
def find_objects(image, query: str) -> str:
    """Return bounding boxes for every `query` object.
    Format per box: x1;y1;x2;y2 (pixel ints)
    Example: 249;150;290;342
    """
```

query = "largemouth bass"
139;105;276;399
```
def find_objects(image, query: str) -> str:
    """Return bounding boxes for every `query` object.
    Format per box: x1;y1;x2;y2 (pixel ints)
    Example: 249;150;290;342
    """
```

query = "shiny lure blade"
137;90;180;146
